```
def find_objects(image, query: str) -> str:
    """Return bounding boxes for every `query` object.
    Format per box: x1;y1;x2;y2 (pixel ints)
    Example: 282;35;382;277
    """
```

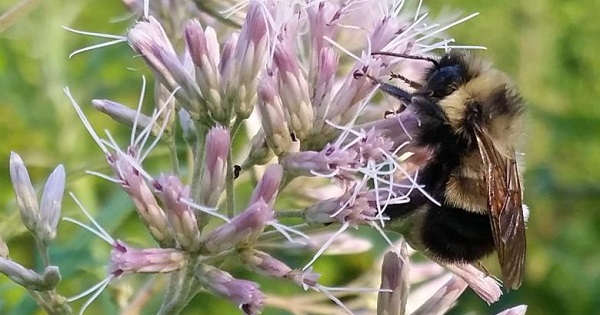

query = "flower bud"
241;250;292;278
248;164;283;207
204;200;274;253
185;20;226;122
109;152;175;247
128;16;205;119
199;127;230;207
9;152;40;233
222;2;268;119
377;244;409;315
257;72;293;156
110;240;187;277
196;264;264;315
92;99;154;132
273;40;314;141
154;175;201;252
0;258;61;291
37;164;66;244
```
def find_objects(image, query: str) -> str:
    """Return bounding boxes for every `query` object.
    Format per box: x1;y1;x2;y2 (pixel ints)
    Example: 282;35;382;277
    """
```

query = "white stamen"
416;12;480;43
130;76;147;146
64;87;110;155
84;171;121;184
180;198;230;223
302;221;349;271
414;0;424;21
67;192;114;244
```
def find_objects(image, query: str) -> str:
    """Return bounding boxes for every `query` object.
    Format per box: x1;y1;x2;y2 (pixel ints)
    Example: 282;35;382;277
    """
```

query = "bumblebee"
375;51;527;289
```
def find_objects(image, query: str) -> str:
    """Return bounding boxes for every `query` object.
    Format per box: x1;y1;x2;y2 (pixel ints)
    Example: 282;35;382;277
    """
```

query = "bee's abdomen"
420;204;495;262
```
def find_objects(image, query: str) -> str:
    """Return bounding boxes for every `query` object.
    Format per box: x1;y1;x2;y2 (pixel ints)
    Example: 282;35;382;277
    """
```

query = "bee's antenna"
372;51;439;67
390;71;423;90
363;73;413;105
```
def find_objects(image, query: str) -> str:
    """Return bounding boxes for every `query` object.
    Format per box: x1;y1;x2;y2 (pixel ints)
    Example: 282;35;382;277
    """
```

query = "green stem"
276;209;305;219
35;237;50;267
225;118;244;217
157;262;199;315
190;127;206;203
167;133;180;175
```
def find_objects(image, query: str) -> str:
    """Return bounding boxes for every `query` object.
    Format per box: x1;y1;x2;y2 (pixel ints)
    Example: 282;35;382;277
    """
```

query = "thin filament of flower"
302;221;350;271
64;88;110;156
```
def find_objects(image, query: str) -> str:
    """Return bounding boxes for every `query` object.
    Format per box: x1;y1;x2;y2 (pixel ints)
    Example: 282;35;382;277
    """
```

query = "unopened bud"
154;175;201;252
38;164;66;244
199;127;230;207
92;99;154;132
196;264;264;315
377;243;409;315
204;200;274;253
257;72;293;156
9;152;40;233
110;240;187;277
248;164;283;207
0;258;60;291
241;250;292;278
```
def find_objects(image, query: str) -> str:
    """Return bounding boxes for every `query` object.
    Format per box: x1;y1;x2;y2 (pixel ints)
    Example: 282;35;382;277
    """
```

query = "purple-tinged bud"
241;249;292;278
0;234;9;258
223;1;269;119
185;20;225;122
242;130;275;169
410;276;468;315
154;175;201;252
37;164;65;244
92;99;154;132
311;47;338;122
127;16;204;118
9;152;39;233
248;164;283;207
0;258;60;291
110;152;175;247
257;71;293;156
273;40;314;141
218;32;238;77
203;200;274;253
199;127;230;207
377;244;409;315
109;240;187;278
196;264;264;315
497;305;528;315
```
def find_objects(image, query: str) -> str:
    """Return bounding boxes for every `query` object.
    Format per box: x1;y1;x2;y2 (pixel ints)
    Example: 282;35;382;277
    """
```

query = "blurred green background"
1;0;599;314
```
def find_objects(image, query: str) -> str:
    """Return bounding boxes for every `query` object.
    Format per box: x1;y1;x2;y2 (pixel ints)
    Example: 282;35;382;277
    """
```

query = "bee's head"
433;53;525;154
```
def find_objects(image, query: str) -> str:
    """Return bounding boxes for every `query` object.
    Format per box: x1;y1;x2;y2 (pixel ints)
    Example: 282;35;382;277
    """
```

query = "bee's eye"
426;64;464;97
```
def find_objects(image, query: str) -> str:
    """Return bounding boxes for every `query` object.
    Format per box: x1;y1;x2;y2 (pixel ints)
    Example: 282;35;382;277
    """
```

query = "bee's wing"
474;125;526;290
